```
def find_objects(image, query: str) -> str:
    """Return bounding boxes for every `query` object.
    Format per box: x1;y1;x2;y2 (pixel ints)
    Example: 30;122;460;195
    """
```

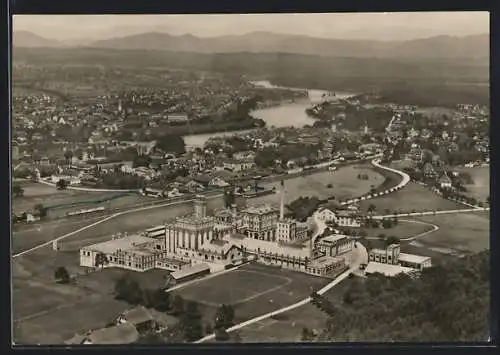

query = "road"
12;193;222;259
194;241;368;343
371;207;489;220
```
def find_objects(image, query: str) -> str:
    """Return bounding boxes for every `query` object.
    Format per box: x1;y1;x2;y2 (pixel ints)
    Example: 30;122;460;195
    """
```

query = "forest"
308;251;490;342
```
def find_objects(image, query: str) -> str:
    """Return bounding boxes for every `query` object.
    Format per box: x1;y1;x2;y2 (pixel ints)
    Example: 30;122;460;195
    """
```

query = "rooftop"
83;235;159;256
170;263;210;280
121;306;153;325
319;234;351;244
243;205;279;215
398;253;431;264
365;262;414;277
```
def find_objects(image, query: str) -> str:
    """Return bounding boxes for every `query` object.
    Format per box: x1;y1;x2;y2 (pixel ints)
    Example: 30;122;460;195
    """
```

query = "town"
11;13;490;346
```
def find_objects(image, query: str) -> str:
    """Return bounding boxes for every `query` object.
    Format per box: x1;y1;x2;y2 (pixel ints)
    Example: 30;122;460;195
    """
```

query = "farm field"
12;217;107;254
12;181;153;218
12;244;170;345
359;182;466;214
455;167;490;203
12;195;223;255
413;211;490;253
253;165;384;206
173;263;329;326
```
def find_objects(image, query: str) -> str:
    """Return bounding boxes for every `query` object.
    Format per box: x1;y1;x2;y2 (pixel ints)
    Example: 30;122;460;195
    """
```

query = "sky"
13;12;489;42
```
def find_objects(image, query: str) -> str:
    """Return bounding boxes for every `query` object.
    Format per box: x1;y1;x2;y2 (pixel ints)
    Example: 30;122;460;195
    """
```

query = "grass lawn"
363;220;434;240
11;198;210;255
359;182;466;214
253;165;384;207
454;167;490;203
413;212;490;253
173;263;329;326
234;276;360;342
12;182;152;218
12;217;106;254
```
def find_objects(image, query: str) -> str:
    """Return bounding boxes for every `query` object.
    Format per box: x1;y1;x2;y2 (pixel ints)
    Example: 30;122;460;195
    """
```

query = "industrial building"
79;182;358;281
367;243;432;274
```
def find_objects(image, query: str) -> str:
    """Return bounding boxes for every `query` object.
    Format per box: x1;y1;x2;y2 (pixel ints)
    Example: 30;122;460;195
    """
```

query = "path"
371;207;489;220
37;179;139;193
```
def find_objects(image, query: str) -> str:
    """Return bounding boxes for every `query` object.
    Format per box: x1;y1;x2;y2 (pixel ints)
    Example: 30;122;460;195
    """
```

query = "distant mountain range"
13;30;489;60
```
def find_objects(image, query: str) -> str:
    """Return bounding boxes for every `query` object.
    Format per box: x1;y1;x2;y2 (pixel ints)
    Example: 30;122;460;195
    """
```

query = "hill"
85;32;489;60
13;31;64;48
12;47;489;106
309;251;490;342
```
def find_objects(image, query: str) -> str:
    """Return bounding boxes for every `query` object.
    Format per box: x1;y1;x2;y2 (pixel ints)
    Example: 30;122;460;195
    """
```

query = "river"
183;80;356;148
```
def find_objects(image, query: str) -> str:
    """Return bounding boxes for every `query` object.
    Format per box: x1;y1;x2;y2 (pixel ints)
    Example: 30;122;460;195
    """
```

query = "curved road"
364;219;440;242
339;158;411;206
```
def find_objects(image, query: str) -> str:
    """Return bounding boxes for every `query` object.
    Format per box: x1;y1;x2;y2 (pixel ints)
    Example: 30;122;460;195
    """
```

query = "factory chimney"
280;180;285;220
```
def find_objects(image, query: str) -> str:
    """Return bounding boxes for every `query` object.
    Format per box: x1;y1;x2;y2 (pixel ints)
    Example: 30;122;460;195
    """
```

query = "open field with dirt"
253;164;384;206
413;211;489;253
359;182;466;214
173;263;329;326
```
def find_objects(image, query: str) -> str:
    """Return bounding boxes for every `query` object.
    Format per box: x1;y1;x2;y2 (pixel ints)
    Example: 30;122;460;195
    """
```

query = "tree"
54;266;70;284
56;179;68;190
214;304;235;330
382;219;393;229
114;275;143;305
152;288;171;312
301;327;315;341
170;295;185;316
13;184;24;198
94;252;109;269
205;323;214;335
367;204;377;219
133;155;151;168
224;189;235;209
33;203;47;218
215;327;230;342
64;150;73;165
180;301;203;341
385;236;400;246
155;134;186;155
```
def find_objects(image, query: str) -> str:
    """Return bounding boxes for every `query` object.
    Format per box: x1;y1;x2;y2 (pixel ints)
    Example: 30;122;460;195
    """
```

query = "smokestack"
280;180;285;220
